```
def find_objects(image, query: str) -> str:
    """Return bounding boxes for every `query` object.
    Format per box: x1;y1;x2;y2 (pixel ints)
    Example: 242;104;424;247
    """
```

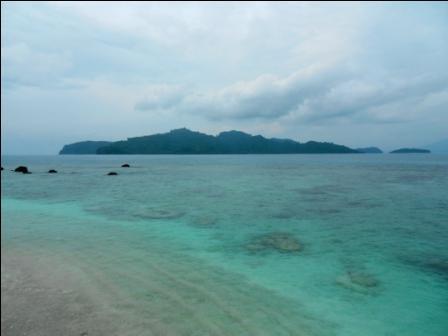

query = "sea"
2;154;448;336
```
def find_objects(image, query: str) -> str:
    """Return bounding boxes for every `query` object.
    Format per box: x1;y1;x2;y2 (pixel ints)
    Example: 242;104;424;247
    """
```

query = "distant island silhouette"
390;148;431;154
59;128;359;154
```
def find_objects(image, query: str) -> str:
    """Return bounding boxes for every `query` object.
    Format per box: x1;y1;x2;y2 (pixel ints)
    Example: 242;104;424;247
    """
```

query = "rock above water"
48;169;58;173
121;163;130;168
246;232;302;253
14;166;30;174
107;172;118;176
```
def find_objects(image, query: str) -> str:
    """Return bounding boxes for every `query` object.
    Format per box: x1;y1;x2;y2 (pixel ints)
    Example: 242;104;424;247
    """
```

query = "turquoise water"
2;154;448;335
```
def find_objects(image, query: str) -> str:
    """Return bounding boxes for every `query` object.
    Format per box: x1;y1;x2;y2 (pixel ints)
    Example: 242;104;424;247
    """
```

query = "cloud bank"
1;2;447;153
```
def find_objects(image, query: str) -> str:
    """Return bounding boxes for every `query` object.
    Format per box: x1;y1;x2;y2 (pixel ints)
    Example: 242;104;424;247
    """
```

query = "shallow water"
2;154;448;335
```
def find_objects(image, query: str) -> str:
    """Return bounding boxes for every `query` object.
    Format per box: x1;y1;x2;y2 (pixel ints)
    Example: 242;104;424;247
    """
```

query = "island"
59;141;112;154
356;147;383;154
60;128;359;154
390;148;431;154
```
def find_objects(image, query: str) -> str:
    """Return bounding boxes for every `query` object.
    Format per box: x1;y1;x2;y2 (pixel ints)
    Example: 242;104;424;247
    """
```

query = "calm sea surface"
2;154;448;335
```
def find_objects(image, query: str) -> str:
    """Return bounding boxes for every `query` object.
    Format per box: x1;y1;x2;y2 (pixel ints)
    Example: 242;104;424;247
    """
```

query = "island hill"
59;128;359;155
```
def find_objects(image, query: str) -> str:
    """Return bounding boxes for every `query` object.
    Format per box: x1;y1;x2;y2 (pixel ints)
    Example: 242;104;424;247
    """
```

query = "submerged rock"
246;232;302;253
134;209;185;220
316;208;342;215
336;271;379;293
14;166;30;174
405;256;448;279
271;209;296;219
400;254;448;280
191;216;218;227
48;169;58;173
348;272;379;288
423;259;448;277
121;163;130;168
107;172;118;176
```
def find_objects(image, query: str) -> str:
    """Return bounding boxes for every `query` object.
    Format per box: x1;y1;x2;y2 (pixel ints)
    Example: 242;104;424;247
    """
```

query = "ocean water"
2;154;448;336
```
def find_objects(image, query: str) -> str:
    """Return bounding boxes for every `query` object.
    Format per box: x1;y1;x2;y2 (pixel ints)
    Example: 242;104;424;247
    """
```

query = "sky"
1;1;447;154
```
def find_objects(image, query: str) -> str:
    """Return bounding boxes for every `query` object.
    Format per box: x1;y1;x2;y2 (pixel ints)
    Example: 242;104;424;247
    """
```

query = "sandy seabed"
1;248;125;336
1;245;321;336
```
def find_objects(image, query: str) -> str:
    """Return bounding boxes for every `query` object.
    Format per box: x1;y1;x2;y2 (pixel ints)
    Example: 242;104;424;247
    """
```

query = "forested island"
60;128;358;154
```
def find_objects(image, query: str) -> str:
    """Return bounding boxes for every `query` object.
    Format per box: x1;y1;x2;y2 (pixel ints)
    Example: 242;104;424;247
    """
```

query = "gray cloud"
2;2;448;154
289;74;448;124
134;85;185;111
135;67;447;126
179;63;346;120
1;43;73;89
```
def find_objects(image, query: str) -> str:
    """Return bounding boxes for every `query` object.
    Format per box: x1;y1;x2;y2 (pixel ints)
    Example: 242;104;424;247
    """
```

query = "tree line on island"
58;128;431;155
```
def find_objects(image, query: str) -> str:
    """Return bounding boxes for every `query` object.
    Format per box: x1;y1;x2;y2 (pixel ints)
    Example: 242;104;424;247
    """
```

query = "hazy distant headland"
355;147;383;154
59;141;112;155
60;128;359;155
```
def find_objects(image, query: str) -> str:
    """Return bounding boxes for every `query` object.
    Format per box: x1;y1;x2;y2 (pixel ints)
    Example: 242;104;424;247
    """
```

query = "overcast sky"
1;1;447;154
